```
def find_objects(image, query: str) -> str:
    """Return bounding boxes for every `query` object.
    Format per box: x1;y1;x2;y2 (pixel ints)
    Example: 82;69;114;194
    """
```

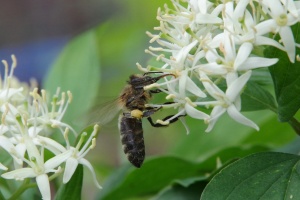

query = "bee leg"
143;74;176;85
147;114;186;127
143;107;162;118
149;89;162;94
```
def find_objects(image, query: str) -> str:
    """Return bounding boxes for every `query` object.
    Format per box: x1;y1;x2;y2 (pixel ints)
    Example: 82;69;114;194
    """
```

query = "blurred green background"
1;0;297;199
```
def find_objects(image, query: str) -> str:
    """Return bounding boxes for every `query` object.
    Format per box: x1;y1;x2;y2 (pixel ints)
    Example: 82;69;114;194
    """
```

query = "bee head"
128;74;153;88
128;73;175;89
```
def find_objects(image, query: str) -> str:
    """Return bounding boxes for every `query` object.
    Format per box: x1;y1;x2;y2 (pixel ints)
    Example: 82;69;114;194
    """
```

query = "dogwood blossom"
0;55;101;199
139;0;300;132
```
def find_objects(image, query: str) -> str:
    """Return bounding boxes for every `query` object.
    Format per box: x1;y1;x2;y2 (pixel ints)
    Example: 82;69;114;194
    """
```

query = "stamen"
136;63;149;73
144;83;159;90
166;94;176;100
1;60;9;88
185;97;197;107
78;125;99;156
149;46;164;52
90;138;96;149
67;91;72;103
10;55;17;78
41;89;47;102
156;119;170;125
64;127;70;148
1;103;9;125
76;132;87;150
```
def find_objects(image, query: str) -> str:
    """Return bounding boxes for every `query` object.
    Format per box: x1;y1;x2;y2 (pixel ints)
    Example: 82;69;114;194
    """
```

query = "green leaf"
154;179;207;200
97;156;201;200
43;29;101;128
196;145;270;172
0;190;5;200
241;80;277;112
200;152;300;200
266;23;300;122
55;164;83;200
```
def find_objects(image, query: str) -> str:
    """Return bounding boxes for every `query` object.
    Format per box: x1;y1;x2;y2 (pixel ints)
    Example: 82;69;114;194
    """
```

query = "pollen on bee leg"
131;109;143;119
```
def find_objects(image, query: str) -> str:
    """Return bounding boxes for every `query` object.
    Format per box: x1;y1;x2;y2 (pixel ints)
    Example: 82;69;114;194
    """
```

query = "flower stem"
288;117;300;136
8;179;36;200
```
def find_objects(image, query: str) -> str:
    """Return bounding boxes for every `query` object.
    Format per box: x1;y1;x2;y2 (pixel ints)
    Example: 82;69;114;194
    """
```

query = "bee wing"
86;99;122;126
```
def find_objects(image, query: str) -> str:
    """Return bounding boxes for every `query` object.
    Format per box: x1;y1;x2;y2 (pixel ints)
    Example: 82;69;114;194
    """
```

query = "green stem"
8;179;36;200
288;117;300;136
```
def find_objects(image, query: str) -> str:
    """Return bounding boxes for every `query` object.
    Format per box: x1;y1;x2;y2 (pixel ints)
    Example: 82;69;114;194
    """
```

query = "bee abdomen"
119;116;145;168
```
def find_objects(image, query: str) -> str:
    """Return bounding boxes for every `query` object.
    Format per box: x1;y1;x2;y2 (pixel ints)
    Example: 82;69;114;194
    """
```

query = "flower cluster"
139;0;300;132
0;55;101;200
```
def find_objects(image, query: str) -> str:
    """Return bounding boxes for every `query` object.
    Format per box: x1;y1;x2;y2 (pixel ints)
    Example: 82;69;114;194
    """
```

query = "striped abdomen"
119;116;145;168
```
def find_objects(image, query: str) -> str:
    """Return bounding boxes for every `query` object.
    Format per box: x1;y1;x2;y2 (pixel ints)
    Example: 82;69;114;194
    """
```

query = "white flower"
0;55;26;104
200;71;259;132
2;133;71;200
27;88;76;137
196;33;278;83
0;55;102;199
145;71;209;134
142;0;299;132
256;0;299;62
63;124;102;189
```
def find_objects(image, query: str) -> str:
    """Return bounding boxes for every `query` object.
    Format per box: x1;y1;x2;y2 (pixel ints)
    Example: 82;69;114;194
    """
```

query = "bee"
117;72;181;168
91;72;182;168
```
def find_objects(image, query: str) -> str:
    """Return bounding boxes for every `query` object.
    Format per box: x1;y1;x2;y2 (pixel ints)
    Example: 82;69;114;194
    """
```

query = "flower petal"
0;162;8;171
2;168;35;179
63;157;79;184
226;71;251;101
197;63;227;75
196;13;222;24
255;19;277;36
234;42;253;70
240;57;278;70
279;26;295;62
36;174;51;200
79;158;102;189
205;105;226;132
186;76;206;98
227;105;259;130
185;103;209;120
45;150;72;170
36;136;67;155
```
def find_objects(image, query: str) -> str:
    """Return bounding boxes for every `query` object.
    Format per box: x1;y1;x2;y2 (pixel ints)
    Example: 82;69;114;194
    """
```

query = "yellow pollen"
131;109;143;119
